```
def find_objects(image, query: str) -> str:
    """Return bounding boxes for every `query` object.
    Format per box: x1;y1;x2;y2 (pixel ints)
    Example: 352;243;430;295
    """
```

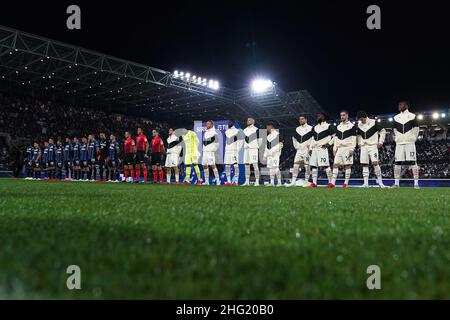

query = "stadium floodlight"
441;113;446;118
173;70;220;90
251;79;274;94
377;119;382;123
432;112;439;119
417;114;424;120
388;117;393;122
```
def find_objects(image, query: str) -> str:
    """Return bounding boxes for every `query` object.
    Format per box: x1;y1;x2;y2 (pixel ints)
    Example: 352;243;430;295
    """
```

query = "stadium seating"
0;92;448;179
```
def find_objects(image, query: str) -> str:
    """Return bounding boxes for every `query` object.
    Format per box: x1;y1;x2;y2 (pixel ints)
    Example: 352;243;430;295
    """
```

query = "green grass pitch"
0;179;449;299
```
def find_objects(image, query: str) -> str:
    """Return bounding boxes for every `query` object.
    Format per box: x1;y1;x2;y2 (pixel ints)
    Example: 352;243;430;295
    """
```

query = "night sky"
2;0;450;116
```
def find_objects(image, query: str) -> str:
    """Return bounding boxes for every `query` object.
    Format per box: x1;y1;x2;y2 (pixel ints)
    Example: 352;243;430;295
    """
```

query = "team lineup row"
23;101;421;188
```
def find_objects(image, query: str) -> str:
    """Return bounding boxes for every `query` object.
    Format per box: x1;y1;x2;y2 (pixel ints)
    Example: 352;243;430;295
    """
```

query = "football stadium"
0;3;449;304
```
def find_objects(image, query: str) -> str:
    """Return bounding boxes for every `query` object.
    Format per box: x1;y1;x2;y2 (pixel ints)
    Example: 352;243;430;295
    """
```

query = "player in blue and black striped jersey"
108;134;120;181
88;134;99;181
63;137;73;180
41;141;49;179
98;132;110;181
31;142;42;179
24;144;33;178
72;137;81;180
47;138;56;179
55;139;64;180
80;137;88;180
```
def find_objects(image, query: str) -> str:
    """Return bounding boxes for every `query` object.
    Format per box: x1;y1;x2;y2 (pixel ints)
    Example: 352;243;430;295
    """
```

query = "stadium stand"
0;91;448;179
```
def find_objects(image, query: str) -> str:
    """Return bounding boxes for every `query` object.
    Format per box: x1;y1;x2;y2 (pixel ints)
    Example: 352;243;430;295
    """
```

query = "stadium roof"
0;25;324;128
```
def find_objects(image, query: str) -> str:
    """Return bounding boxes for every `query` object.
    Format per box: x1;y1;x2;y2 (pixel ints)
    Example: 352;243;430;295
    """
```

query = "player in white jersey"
329;110;356;188
202;120;220;185
263;123;283;186
309;113;334;188
356;111;386;188
392;101;420;189
242;117;262;186
224;120;242;186
165;128;182;184
288;115;313;187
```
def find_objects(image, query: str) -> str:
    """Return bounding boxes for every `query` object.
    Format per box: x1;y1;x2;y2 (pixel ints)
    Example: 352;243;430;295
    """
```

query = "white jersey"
243;124;261;149
311;122;334;149
333;121;356;151
225;127;242;152
357;118;386;147
166;134;182;155
203;127;219;152
292;124;313;150
264;130;283;158
393;110;419;145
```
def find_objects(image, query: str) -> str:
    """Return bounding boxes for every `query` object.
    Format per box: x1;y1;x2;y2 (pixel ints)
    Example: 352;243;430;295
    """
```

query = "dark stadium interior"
0;1;449;181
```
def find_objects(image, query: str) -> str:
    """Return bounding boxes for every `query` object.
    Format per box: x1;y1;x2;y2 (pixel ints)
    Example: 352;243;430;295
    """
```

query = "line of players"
24;128;165;183
24;100;420;188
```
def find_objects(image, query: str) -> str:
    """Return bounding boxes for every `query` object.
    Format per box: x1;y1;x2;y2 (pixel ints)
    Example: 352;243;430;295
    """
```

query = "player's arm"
376;122;386;147
324;125;335;149
412;116;420;141
277;135;284;153
292;136;299;149
349;126;357;155
256;128;263;148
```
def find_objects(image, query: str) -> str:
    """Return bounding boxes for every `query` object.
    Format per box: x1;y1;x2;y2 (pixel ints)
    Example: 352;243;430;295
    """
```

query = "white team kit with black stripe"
202;127;219;166
165;134;182;168
310;122;334;167
333;121;356;166
292;123;313;163
224;127;242;165
357;118;386;164
393;110;419;163
243;124;261;164
264;130;283;169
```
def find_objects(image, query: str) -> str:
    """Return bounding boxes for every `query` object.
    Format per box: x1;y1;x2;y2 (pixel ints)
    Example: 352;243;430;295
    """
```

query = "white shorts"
244;148;259;164
266;154;280;169
360;145;379;164
224;150;238;165
395;143;417;162
309;148;330;167
202;151;216;166
294;148;310;164
334;147;354;166
165;153;180;168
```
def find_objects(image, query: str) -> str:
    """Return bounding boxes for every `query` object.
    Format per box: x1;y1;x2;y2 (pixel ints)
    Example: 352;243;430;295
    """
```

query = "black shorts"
108;159;117;168
57;162;63;168
47;161;55;168
81;160;88;168
64;160;72;168
136;151;146;164
32;161;40;168
151;153;163;166
89;158;96;166
98;156;107;167
124;153;134;166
